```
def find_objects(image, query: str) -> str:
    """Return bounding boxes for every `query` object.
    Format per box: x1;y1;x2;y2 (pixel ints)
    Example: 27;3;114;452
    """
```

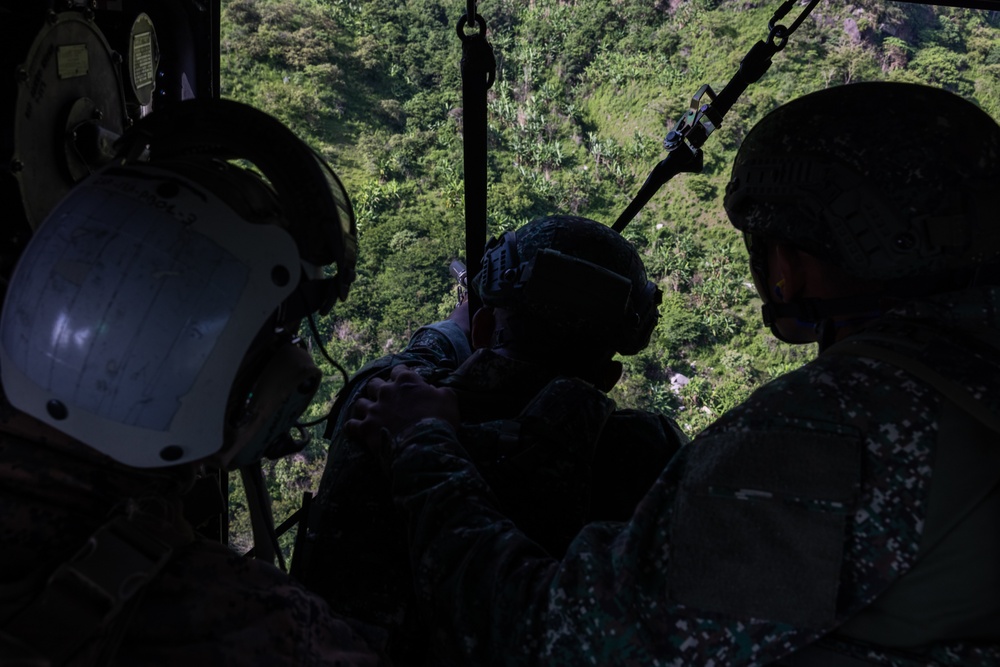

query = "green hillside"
218;0;1000;552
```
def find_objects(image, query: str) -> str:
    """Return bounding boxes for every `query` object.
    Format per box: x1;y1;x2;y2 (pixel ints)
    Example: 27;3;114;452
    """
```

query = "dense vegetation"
218;0;1000;552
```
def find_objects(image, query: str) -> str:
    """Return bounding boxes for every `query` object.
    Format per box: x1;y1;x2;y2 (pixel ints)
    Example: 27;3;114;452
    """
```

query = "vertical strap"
240;463;284;571
288;491;314;581
456;4;496;325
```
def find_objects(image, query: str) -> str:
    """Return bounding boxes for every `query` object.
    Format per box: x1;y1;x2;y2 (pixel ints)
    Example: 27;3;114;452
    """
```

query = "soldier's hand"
345;365;460;453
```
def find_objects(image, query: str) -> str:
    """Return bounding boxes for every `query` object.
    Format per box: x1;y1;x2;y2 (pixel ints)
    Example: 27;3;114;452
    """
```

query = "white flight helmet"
0;99;356;468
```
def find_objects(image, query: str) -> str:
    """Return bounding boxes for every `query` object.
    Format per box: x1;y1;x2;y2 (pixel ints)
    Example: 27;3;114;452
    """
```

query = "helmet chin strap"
816;318;839;350
761;296;888;346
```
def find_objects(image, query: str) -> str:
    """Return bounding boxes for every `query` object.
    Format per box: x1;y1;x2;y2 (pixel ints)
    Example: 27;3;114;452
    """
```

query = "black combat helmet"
725;82;1000;289
474;215;661;357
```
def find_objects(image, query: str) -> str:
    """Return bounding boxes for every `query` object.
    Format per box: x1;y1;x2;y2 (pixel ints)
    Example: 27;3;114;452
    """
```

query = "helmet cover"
475;215;661;356
724;82;1000;284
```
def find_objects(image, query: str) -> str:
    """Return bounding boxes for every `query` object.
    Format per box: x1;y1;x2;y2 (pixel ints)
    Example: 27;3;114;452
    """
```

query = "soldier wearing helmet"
725;81;1000;349
0;99;384;665
297;214;684;664
344;82;1000;666
472;215;661;386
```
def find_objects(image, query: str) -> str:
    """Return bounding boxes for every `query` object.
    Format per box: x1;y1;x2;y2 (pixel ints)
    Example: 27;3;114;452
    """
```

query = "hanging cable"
295;313;349;432
612;0;822;232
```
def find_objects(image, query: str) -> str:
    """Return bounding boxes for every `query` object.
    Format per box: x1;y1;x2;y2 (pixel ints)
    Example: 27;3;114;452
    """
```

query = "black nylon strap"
613;0;821;232
780;642;880;666
457;8;496;326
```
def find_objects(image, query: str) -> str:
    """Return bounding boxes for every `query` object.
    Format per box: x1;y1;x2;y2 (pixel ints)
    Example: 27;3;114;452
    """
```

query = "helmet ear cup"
118;98;357;302
619;280;662;356
225;341;322;469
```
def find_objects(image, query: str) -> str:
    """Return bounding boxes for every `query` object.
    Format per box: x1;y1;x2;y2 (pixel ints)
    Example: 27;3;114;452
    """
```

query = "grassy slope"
218;0;1000;550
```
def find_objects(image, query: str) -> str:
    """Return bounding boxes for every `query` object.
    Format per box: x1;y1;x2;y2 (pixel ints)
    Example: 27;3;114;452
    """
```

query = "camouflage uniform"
0;405;383;667
380;286;1000;666
298;320;686;665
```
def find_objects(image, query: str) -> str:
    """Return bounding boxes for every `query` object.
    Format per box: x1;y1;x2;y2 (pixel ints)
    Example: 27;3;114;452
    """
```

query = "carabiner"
457;12;487;40
767;0;821;49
